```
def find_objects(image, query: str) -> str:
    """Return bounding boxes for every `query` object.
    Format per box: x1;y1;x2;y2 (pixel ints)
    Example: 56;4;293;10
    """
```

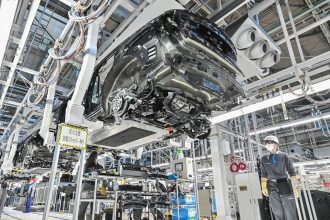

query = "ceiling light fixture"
198;167;213;172
249;112;330;135
210;77;330;124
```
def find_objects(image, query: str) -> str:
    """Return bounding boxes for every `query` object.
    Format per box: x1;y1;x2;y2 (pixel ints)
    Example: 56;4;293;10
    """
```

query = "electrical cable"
68;0;110;23
294;79;330;106
28;0;108;105
302;87;330;105
0;0;52;141
48;21;85;60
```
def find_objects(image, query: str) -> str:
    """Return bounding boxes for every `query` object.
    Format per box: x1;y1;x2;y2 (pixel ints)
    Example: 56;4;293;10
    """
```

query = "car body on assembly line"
84;9;244;139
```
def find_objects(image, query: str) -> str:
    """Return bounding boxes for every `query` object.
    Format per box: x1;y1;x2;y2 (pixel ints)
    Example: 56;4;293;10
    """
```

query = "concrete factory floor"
1;207;72;220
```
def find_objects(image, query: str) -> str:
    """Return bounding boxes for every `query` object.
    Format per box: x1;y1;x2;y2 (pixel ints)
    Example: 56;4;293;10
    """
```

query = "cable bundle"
288;76;330;106
27;0;111;106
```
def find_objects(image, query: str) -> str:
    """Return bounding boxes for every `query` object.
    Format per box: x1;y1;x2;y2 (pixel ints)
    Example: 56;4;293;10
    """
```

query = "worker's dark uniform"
260;151;298;220
0;181;7;215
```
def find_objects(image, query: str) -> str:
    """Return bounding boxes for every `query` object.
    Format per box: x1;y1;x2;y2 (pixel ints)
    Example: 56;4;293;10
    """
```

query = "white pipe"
248;0;275;16
0;0;41;109
72;150;86;220
210;76;330;124
275;0;297;66
284;0;305;62
277;15;330;45
42;144;61;220
68;21;99;107
249;111;330;135
301;177;314;220
39;84;56;141
268;0;330;35
6;126;21;171
214;0;251;25
305;176;318;220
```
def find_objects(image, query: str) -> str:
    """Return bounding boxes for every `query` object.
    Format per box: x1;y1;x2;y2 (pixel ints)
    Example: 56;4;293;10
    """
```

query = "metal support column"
284;0;306;62
301;177;314;220
39;83;56;145
192;142;201;220
244;114;255;171
251;113;262;157
1;132;15;167
275;0;300;80
233;118;243;159
112;191;118;220
72;150;86;220
237;117;246;160
42;144;61;220
300;166;316;220
304;175;317;220
210;125;232;220
6;124;22;171
65;20;100;126
228;121;235;155
0;126;19;173
92;179;98;220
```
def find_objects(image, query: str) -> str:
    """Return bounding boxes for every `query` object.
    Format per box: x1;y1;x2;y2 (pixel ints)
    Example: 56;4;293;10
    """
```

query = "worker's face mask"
265;143;276;153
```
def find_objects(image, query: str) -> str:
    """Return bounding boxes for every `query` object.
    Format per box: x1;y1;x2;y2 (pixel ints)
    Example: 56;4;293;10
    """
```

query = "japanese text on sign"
58;124;88;150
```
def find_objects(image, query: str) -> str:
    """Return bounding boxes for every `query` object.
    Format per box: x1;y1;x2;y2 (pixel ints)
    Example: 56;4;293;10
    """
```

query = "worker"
260;135;299;220
78;151;103;220
25;177;37;213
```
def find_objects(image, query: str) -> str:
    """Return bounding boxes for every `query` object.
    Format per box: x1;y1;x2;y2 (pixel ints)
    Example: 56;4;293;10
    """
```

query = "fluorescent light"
151;163;170;168
198;167;213;172
249;112;330;135
293;159;330;167
210;77;330;124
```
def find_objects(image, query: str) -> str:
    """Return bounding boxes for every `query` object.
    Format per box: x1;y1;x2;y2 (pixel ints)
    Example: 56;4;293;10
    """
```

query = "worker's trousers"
269;191;298;220
0;188;7;214
25;196;32;213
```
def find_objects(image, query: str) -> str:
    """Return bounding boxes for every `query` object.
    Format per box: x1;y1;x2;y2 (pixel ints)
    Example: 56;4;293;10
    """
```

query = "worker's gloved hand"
290;176;301;198
261;177;268;197
99;186;107;196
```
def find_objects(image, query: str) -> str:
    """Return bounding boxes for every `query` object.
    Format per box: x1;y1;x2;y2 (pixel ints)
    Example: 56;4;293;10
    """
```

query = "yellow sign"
239;185;248;191
58;124;88;150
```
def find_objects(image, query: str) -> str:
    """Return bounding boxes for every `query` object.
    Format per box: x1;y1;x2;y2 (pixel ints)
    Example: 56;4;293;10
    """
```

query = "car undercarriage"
84;10;244;139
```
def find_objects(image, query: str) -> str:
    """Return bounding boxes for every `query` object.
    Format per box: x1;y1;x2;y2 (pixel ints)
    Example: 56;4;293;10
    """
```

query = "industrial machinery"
13;133;79;171
171;157;194;180
226;15;281;79
84;9;244;139
235;172;263;220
